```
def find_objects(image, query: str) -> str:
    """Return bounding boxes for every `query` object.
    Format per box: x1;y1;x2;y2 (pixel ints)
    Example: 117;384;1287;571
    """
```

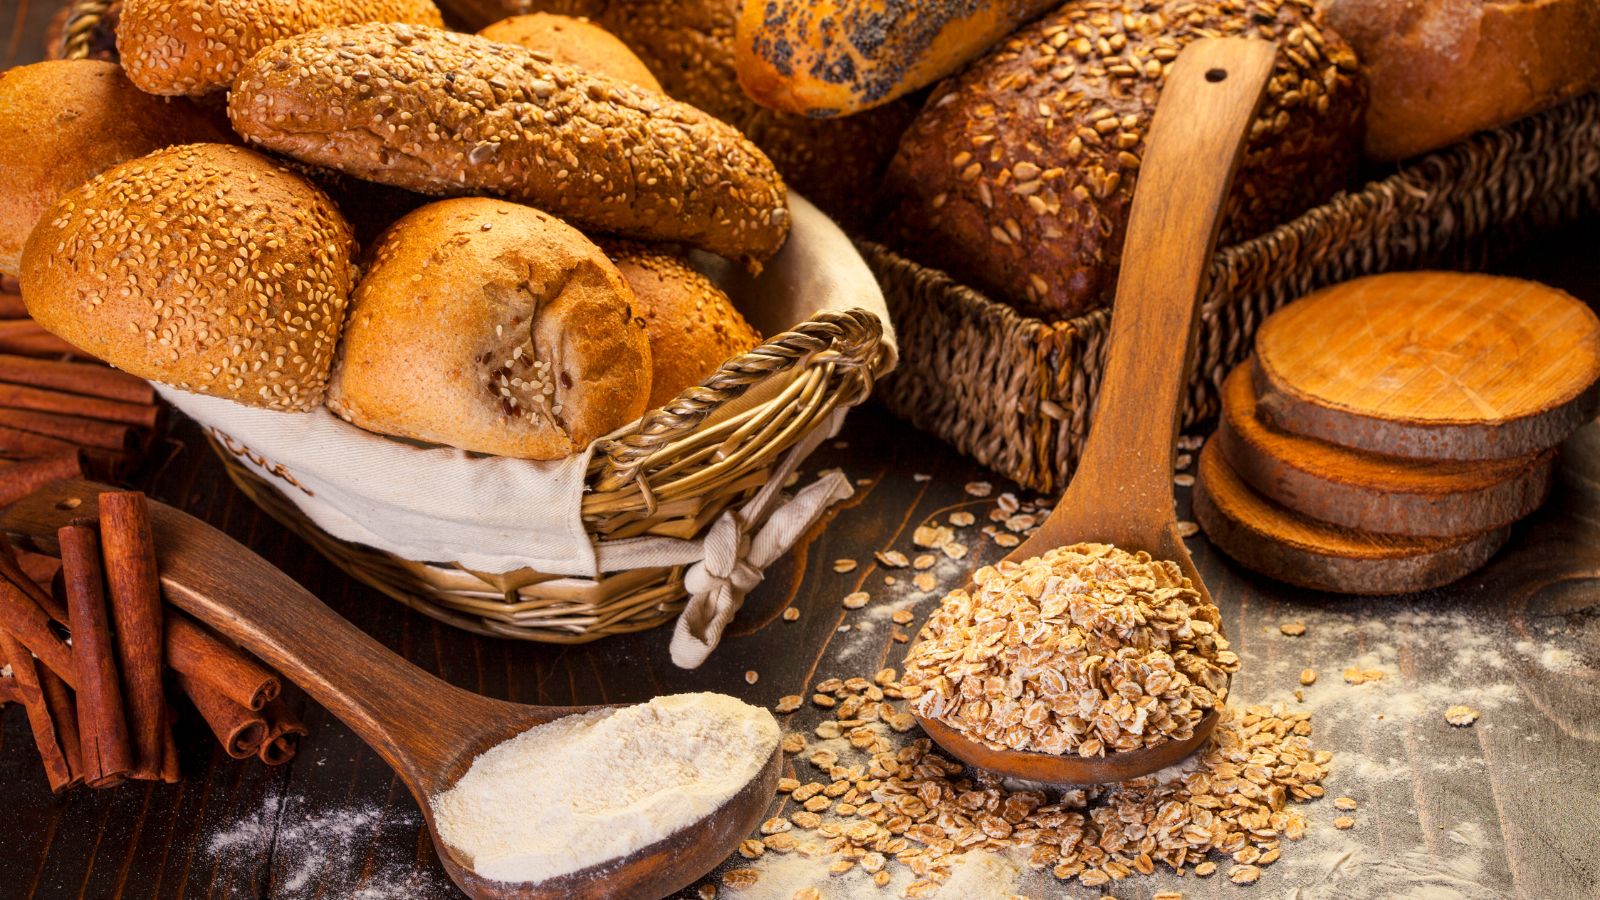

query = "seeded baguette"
605;241;762;410
229;24;789;264
0;60;230;276
327;198;651;459
20;144;357;411
117;0;444;96
884;0;1366;317
478;13;662;92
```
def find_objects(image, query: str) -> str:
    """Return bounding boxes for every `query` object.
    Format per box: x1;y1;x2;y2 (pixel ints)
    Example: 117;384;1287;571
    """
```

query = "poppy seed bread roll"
229;24;789;265
20;144;357;411
326;199;652;459
117;0;445;96
477;13;662;92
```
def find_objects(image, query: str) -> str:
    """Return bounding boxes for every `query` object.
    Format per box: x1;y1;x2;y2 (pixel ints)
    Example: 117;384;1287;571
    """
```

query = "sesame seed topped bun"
20;143;357;412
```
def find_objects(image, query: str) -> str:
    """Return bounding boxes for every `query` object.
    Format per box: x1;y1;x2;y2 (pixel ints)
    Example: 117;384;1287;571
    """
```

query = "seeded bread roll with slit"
20;144;357;411
326;198;651;460
229;23;790;265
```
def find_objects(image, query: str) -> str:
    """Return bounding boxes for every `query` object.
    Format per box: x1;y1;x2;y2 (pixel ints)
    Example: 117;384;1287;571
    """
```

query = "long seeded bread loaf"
229;24;789;265
117;0;444;96
884;0;1367;318
327;199;651;459
21;144;357;411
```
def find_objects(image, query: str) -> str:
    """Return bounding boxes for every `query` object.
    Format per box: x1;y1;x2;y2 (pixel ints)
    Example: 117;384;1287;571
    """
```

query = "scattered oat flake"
1334;796;1358;811
1343;667;1385;685
722;869;758;888
842;591;871;609
891;610;915;625
782;607;800;622
913;553;938;570
1445;704;1480;727
744;670;759;684
949;511;976;527
1229;864;1261;884
1294;689;1305;702
913;525;954;548
1177;520;1200;538
780;733;804;754
964;481;993;497
793;888;821;900
1333;816;1355;830
913;473;932;482
1280;622;1306;636
912;573;938;592
883;576;898;586
738;838;765;859
1299;668;1317;686
941;541;968;560
1003;514;1035;532
1174;473;1196;487
832;558;857;573
774;695;802;714
993;532;1020;548
1194;861;1218;877
697;883;717;900
1155;892;1184;900
1175;452;1193;469
875;550;910;568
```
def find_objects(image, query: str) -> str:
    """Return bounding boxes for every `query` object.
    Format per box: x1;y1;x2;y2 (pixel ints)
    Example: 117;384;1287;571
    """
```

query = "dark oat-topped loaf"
884;0;1366;318
228;23;790;264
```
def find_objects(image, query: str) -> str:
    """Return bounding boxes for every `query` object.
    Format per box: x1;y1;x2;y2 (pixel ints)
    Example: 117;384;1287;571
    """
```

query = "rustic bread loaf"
1316;0;1600;161
0;60;229;276
116;0;444;96
606;242;762;410
735;0;1059;117
327;198;650;459
884;0;1366;318
229;24;789;265
20;144;357;411
477;13;662;91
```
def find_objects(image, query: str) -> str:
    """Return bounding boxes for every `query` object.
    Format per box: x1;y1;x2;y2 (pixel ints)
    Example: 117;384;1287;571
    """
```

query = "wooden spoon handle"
1058;39;1277;540
3;479;509;783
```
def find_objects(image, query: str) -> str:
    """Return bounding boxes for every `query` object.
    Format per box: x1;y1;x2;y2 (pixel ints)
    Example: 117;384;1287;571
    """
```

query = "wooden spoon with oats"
910;37;1276;784
5;480;780;900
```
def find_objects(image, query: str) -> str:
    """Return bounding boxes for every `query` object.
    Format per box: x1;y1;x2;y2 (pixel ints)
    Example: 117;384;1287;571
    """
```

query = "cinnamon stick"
0;678;20;705
60;522;134;787
0;425;126;478
0;537;63;619
160;705;181;783
0;452;86;508
0;575;76;687
0;629;76;790
0;408;140;452
0;382;160;429
0;292;27;319
165;613;280;711
176;672;267;759
0;321;81;359
39;663;84;789
258;699;308;766
0;355;156;405
98;491;170;780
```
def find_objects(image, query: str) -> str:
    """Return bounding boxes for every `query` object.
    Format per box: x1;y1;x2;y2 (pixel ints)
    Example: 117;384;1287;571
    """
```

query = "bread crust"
117;0;444;96
1318;0;1600;161
0;60;229;276
327;198;651;459
606;241;762;410
20;144;357;411
477;13;662;91
735;0;1059;117
884;0;1366;318
229;23;789;264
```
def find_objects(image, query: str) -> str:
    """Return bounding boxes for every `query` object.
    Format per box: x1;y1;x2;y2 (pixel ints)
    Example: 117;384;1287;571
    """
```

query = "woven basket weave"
59;1;888;643
862;92;1600;493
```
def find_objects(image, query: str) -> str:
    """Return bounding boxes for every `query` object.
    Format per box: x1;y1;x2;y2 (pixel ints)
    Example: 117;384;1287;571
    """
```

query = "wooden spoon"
4;479;779;900
908;38;1277;785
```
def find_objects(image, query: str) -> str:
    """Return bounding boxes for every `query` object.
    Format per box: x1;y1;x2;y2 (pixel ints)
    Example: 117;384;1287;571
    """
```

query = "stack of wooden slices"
1194;272;1600;594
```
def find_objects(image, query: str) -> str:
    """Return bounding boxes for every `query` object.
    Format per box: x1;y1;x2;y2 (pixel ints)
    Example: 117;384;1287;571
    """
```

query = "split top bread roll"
117;0;445;96
326;198;651;460
20;144;357;411
0;59;229;276
477;13;663;91
229;23;790;264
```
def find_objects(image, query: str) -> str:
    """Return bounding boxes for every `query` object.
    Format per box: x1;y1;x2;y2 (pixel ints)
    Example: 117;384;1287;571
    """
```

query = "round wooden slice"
1192;441;1510;595
1216;362;1557;537
1253;272;1600;460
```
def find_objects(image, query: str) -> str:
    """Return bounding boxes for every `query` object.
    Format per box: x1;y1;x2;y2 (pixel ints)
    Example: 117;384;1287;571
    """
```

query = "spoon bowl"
908;37;1277;785
5;478;780;900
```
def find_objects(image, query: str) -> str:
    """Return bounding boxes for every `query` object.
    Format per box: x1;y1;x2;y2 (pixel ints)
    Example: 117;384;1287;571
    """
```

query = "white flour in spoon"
431;692;779;884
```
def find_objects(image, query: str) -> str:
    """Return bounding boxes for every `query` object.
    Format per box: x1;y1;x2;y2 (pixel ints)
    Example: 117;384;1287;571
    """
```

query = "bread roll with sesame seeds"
605;241;762;410
19;143;357;412
228;23;790;265
0;59;231;277
326;198;651;459
477;13;663;92
116;0;444;96
884;0;1367;318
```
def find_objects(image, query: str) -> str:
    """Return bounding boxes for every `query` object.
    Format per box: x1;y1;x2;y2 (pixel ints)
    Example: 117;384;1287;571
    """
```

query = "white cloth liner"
156;194;895;666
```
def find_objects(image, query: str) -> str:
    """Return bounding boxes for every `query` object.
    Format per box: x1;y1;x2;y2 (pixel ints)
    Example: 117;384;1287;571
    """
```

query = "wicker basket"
862;92;1600;493
58;1;890;643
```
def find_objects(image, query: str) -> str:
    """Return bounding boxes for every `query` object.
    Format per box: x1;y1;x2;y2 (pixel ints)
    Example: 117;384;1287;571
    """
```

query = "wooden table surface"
4;9;1600;900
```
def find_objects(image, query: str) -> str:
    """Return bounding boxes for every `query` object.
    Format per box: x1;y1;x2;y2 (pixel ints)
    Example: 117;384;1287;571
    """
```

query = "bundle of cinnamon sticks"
0;489;306;791
0;279;163;498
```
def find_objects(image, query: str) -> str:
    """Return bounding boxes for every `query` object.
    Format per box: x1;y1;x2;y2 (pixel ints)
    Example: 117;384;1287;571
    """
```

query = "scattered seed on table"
1177;520;1200;537
775;695;802;713
745;670;759;684
782;607;800;622
1334;796;1358;811
1445;704;1480;727
875;550;910;568
883;575;898;586
913;473;931;482
1334;816;1355;830
1300;668;1318;685
843;591;871;609
1174;473;1196;487
1280;622;1307;636
949;511;976;527
1294;689;1305;702
965;481;992;497
833;558;858;573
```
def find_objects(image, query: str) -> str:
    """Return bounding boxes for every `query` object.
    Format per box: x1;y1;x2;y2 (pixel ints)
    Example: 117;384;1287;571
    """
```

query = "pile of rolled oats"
742;670;1329;896
900;543;1239;757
